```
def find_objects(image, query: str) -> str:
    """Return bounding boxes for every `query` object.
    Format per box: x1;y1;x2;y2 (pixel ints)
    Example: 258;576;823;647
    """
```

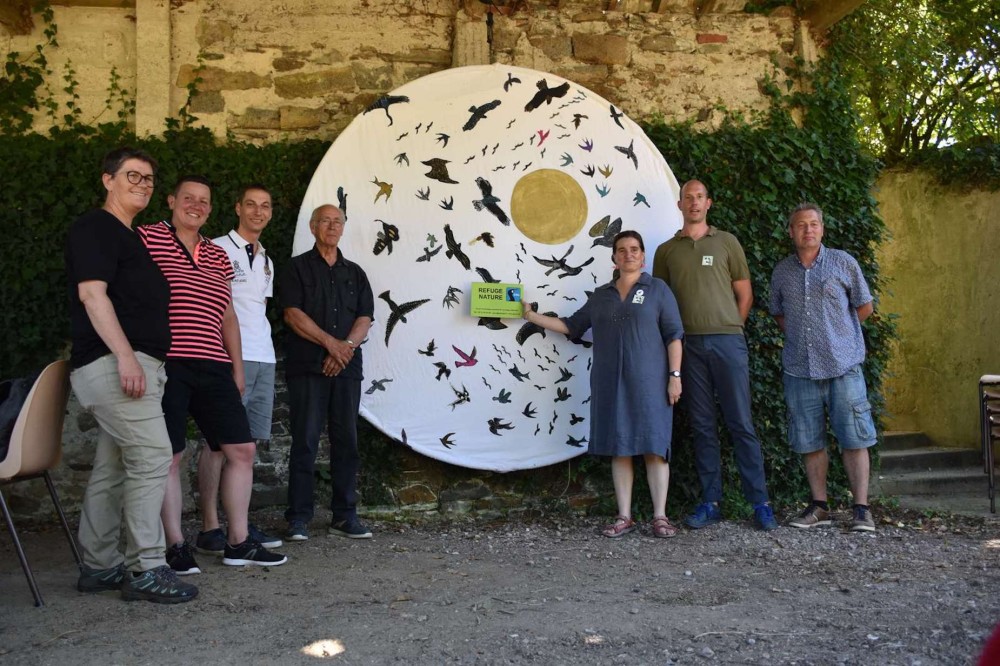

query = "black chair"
979;374;1000;514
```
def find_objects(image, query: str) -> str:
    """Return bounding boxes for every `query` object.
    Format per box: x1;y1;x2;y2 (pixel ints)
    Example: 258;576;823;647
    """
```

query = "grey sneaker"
121;565;198;604
328;517;372;539
850;506;876;532
77;563;126;593
789;505;832;529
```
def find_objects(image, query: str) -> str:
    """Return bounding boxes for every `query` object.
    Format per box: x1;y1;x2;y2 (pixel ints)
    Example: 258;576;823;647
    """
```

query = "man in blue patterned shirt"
769;203;877;532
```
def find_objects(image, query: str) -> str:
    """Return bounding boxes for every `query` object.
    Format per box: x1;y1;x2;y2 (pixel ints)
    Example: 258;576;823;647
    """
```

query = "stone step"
879;446;982;473
882;431;932;451
873;467;988;497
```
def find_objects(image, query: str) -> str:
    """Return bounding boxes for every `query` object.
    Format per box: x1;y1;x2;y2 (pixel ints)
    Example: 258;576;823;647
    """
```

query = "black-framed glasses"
121;170;156;186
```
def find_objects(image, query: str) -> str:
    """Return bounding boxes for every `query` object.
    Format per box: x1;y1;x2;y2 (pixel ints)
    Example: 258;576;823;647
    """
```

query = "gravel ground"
1;507;998;665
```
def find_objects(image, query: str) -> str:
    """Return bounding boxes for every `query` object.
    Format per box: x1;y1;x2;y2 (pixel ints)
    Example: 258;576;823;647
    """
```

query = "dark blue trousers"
284;374;361;524
682;334;769;505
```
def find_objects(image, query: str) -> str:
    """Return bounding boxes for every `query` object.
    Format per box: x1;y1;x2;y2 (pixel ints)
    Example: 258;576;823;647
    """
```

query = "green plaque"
470;282;524;318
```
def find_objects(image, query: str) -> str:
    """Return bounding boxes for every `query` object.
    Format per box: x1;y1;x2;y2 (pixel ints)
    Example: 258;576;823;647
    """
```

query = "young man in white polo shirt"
196;184;282;555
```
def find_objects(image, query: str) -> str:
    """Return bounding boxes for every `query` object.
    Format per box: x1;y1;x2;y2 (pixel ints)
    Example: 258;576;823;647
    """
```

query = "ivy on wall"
0;10;893;510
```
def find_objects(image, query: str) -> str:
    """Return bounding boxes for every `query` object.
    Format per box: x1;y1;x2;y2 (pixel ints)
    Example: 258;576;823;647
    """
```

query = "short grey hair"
788;202;824;227
310;204;346;224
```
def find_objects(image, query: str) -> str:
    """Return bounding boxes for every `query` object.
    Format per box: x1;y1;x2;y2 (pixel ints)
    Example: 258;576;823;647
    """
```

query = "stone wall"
2;1;809;140
875;170;1000;449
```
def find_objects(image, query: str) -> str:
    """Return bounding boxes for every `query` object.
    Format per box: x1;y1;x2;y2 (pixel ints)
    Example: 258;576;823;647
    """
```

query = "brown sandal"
601;515;636;538
651;516;678;538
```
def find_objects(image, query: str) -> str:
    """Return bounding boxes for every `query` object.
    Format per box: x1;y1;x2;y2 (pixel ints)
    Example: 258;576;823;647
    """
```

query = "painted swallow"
506;119;516;129
582;395;592;404
548;421;555;434
610;103;625;129
508;364;531;382
534;384;546;391
566;435;588;448
615;139;638;169
426;121;433;132
534;424;541;436
365;378;393;395
440;196;454;210
448;383;471;410
416;187;430;201
482;145;489;156
453;345;478;368
537;129;550;146
517;350;526;362
363;94;409;126
524;79;570;112
544;355;555;364
478;317;507;331
489;364;501;375
516;269;521;281
464;155;475;164
541;148;546;158
589;215;623;248
532;245;595;278
554;367;573;384
379;290;430;346
546;290;558;296
567;355;578;363
394;152;409;166
444;224;471;270
440;433;456;449
557;134;571;139
416;245;442;262
523;403;537;418
529;134;536;146
562;296;577;302
435;132;450;147
475;267;501;283
555;387;571;402
551;344;560;356
397;132;409;141
418;339;437;356
536;364;549;372
433;361;451;381
596;183;610;198
443;285;463;309
463;99;502;131
492;143;499;154
470;232;495;248
422;158;458;184
499;345;512;359
579;138;593;152
482;376;493;390
493;388;512;404
337;186;347;215
580;164;595;178
372;219;400;255
552;411;559;424
560;152;573;167
488;418;515;436
512;142;524;150
372;177;393;203
415;123;422;133
512;161;520;171
472;177;510;226
570;413;585;425
572;113;588;129
491;166;506;172
598;164;613;178
633;192;650;208
587;357;592;371
504;72;522;92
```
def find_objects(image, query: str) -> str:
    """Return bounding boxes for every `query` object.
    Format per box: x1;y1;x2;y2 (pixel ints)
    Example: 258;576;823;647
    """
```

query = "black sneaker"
286;520;309;542
166;541;201;575
121;565;198;604
328;517;373;539
77;563;126;593
249;523;283;548
195;528;226;556
223;538;288;567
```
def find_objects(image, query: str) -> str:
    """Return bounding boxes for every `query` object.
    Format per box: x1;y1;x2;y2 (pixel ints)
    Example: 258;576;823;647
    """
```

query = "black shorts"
162;359;252;455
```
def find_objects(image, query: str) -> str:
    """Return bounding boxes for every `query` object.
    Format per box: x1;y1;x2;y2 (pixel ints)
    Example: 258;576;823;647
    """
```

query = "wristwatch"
669;370;681;378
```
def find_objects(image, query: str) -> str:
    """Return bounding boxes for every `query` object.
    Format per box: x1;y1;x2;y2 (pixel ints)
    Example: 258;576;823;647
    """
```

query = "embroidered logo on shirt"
231;259;247;281
632;289;645;305
701;255;714;266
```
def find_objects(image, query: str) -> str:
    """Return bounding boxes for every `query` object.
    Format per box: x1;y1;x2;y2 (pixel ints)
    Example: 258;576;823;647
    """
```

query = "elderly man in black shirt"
282;205;374;542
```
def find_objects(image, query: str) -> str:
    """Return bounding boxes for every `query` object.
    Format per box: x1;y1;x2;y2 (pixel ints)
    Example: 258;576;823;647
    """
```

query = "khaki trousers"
71;352;172;572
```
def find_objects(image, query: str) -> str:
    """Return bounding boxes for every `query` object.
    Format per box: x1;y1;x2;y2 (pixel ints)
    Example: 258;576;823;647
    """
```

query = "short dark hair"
612;229;644;253
101;146;157;178
237;183;272;203
172;174;212;196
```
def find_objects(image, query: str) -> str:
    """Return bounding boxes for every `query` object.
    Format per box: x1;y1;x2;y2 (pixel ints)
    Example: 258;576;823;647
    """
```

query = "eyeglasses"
121;170;156;186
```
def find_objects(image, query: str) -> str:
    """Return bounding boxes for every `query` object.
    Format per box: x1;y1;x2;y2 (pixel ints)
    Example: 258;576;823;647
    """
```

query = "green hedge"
0;58;892;511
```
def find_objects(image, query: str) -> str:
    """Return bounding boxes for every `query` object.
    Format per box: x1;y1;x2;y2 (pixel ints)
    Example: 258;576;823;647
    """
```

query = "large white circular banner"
294;64;681;472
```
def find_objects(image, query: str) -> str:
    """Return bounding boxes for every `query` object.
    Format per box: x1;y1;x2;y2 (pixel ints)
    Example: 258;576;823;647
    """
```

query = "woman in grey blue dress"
522;231;684;538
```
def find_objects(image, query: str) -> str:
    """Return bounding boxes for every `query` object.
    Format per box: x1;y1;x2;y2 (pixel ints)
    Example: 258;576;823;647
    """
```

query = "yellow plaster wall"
876;170;1000;448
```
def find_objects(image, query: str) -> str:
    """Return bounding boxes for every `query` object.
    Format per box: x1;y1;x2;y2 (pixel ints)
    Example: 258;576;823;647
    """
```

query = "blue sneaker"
286;520;309;542
684;502;722;529
249;523;283;548
753;503;779;531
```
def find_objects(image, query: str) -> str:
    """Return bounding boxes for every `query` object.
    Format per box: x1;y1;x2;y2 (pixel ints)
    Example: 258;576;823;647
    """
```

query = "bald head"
677;179;712;225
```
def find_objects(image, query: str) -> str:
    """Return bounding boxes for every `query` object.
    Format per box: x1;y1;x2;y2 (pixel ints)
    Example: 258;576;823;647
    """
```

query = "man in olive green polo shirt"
652;179;776;531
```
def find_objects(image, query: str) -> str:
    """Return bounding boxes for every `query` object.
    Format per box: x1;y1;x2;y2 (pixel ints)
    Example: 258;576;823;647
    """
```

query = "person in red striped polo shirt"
138;176;287;571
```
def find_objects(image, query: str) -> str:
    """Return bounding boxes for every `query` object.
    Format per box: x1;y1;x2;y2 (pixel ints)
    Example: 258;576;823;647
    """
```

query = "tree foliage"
830;0;1000;165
